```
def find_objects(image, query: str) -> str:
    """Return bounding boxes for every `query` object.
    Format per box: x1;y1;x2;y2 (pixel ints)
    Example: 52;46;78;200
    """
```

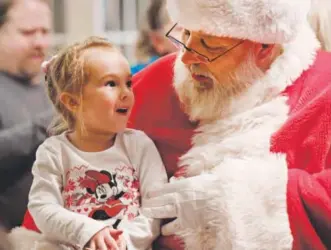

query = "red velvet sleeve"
287;169;331;250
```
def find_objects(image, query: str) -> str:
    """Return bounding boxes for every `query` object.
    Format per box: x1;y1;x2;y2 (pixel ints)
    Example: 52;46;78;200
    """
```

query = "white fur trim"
8;227;74;250
176;96;292;249
167;0;312;44
179;155;292;250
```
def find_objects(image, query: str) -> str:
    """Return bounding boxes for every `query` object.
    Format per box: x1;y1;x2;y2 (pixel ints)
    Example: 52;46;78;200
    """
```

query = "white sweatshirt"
28;129;168;250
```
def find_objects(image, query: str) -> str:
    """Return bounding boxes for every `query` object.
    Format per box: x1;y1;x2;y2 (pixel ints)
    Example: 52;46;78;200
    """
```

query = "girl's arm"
28;143;107;249
119;131;168;250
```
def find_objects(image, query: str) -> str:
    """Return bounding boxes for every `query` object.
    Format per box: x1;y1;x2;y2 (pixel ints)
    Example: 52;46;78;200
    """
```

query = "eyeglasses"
165;23;245;63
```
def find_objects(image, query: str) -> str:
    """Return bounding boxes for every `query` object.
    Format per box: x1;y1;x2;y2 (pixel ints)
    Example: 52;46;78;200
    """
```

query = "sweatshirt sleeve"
28;143;107;249
287;169;331;250
119;131;168;250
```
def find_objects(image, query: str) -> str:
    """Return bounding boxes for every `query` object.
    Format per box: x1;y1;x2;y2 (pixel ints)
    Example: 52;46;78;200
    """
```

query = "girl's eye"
127;80;132;88
106;81;116;87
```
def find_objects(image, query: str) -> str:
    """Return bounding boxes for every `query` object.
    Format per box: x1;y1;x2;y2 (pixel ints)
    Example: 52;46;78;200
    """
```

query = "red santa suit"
129;49;331;249
131;0;330;248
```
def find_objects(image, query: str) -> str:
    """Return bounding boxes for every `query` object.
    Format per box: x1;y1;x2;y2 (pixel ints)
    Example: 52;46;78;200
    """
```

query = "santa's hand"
141;174;221;235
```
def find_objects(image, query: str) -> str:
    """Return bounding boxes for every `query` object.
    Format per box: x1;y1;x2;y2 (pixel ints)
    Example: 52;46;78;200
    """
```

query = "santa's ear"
254;43;275;69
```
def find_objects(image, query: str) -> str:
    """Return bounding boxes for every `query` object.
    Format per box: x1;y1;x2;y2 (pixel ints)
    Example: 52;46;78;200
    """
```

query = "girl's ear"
59;92;80;113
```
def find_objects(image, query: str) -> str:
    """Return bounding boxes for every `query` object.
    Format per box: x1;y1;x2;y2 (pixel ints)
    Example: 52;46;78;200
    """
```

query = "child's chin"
115;126;128;133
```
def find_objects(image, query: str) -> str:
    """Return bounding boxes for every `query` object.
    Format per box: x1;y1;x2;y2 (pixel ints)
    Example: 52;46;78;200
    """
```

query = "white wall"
50;0;151;63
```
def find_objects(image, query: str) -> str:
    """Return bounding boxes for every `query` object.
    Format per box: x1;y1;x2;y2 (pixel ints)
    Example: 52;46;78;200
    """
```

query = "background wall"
50;0;151;64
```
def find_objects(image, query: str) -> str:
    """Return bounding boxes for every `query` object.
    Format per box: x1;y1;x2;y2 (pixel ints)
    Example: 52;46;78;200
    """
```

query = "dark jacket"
0;72;53;229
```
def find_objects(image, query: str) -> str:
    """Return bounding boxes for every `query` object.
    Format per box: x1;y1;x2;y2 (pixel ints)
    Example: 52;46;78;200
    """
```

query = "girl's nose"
120;86;131;100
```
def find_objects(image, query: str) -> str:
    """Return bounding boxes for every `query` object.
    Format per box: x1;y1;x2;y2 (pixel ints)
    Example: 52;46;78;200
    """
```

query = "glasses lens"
167;24;210;62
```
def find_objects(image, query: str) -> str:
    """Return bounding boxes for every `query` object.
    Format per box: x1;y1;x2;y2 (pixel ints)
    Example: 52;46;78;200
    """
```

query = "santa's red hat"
167;0;312;44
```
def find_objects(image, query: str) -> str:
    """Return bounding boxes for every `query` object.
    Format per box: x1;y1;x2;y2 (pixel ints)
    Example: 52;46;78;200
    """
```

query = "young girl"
20;36;168;250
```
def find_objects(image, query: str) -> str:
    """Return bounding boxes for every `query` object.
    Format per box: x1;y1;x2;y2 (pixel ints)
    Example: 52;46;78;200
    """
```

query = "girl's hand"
154;235;185;250
86;227;121;250
110;229;126;250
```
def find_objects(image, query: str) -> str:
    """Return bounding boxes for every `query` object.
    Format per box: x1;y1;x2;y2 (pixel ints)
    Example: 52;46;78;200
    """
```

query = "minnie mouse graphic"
81;170;128;229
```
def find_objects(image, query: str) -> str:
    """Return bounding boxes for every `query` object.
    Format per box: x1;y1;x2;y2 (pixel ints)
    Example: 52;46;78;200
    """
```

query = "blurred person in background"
131;0;179;74
308;0;331;51
0;0;53;230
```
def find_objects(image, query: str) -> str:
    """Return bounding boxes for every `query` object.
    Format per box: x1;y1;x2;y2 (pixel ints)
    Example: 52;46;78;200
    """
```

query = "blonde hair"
45;36;117;135
308;0;331;51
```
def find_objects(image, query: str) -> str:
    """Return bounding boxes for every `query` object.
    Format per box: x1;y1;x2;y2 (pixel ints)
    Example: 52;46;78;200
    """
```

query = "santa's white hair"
308;0;331;51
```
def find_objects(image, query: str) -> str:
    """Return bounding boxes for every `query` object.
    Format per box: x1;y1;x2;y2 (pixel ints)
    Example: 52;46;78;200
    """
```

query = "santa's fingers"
143;189;216;218
147;174;219;199
142;203;177;219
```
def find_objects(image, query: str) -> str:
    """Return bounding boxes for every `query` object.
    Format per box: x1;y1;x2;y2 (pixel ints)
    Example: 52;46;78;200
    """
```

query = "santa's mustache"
189;64;215;80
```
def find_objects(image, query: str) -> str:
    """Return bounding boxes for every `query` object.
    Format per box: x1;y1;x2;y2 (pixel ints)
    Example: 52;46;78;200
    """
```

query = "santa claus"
13;0;331;249
131;0;331;249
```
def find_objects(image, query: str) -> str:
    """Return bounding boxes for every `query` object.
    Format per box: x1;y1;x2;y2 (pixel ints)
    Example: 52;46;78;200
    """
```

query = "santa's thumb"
162;219;183;236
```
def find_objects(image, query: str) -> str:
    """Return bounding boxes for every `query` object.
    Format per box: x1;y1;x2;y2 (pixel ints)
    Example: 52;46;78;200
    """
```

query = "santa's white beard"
173;53;264;122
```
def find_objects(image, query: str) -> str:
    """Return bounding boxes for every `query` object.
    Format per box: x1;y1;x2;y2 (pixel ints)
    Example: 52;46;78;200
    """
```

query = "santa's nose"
181;48;208;65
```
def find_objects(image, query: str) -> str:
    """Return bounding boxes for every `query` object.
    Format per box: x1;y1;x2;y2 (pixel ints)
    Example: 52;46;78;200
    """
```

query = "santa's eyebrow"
200;39;226;51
